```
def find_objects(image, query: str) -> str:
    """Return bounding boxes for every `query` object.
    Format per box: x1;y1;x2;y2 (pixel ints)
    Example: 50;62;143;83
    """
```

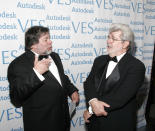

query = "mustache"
106;46;123;54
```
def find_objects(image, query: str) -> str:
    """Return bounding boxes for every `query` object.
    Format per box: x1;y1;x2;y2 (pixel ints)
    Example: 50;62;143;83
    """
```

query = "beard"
107;47;123;55
45;49;52;55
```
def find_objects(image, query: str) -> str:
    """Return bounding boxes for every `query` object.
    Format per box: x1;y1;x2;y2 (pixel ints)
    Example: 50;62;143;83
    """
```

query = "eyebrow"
108;35;119;38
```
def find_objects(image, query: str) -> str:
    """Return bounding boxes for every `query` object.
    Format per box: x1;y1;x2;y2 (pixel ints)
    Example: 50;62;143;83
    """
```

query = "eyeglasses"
107;35;124;42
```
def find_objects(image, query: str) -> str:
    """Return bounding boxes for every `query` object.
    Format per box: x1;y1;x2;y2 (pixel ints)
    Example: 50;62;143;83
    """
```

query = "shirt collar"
116;52;126;62
31;50;39;57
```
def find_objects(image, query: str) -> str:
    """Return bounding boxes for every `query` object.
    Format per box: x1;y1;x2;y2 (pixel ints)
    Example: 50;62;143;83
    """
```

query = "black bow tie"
108;56;118;63
38;55;49;61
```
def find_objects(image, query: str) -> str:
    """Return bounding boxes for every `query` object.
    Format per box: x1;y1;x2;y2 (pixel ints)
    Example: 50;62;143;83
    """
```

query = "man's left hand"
83;110;91;123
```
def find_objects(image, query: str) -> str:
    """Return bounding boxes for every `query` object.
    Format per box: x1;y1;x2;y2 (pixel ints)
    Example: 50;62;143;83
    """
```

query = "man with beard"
7;26;79;131
83;23;145;131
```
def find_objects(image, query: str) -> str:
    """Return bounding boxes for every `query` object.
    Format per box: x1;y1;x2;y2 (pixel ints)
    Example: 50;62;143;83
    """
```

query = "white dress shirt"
106;53;125;78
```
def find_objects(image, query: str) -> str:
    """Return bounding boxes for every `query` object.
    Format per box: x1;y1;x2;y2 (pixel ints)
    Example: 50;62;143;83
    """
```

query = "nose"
107;37;113;44
49;39;52;45
107;39;112;48
107;39;110;44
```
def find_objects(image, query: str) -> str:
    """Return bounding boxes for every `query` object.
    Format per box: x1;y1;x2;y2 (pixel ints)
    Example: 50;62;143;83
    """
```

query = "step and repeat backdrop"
0;0;155;131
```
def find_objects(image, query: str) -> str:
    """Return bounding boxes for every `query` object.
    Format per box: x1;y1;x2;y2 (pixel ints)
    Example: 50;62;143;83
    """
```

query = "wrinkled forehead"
109;30;122;38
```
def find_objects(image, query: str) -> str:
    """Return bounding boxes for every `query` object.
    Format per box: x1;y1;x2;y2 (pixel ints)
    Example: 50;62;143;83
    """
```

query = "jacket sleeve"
83;58;100;108
63;74;78;96
7;62;44;108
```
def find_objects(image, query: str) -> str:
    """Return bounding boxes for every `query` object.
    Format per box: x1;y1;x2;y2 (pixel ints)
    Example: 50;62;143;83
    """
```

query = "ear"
31;43;37;50
123;41;129;49
31;43;39;54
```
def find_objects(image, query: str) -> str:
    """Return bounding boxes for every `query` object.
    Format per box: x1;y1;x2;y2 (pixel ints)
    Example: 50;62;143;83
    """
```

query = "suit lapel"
105;54;130;91
97;53;130;95
105;65;120;93
107;53;129;82
117;53;130;77
50;52;64;87
95;55;109;94
95;55;110;82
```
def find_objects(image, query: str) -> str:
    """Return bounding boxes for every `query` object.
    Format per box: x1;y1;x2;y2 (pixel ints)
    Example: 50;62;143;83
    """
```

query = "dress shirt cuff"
33;68;45;81
89;98;98;105
88;98;98;115
88;106;93;115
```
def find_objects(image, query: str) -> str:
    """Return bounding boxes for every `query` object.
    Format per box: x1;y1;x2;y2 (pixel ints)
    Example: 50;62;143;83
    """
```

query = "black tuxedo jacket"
7;51;78;131
84;53;145;131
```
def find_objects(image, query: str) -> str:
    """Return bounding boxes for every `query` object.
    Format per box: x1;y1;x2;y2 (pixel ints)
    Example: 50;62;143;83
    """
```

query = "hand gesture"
34;56;51;74
90;99;110;116
83;110;92;123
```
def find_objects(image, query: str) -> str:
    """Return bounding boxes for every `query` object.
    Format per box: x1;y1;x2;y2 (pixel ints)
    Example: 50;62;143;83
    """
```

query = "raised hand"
34;56;51;74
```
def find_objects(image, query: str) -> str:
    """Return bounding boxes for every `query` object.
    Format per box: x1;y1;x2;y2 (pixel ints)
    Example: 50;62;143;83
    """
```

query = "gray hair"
109;23;135;52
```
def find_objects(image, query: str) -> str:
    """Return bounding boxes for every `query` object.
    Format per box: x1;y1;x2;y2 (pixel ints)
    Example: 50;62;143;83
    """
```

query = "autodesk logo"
49;0;53;4
146;0;155;5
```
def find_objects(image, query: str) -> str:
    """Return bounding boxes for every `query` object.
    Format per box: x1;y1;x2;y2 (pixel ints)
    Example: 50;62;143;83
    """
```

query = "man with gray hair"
83;23;145;131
